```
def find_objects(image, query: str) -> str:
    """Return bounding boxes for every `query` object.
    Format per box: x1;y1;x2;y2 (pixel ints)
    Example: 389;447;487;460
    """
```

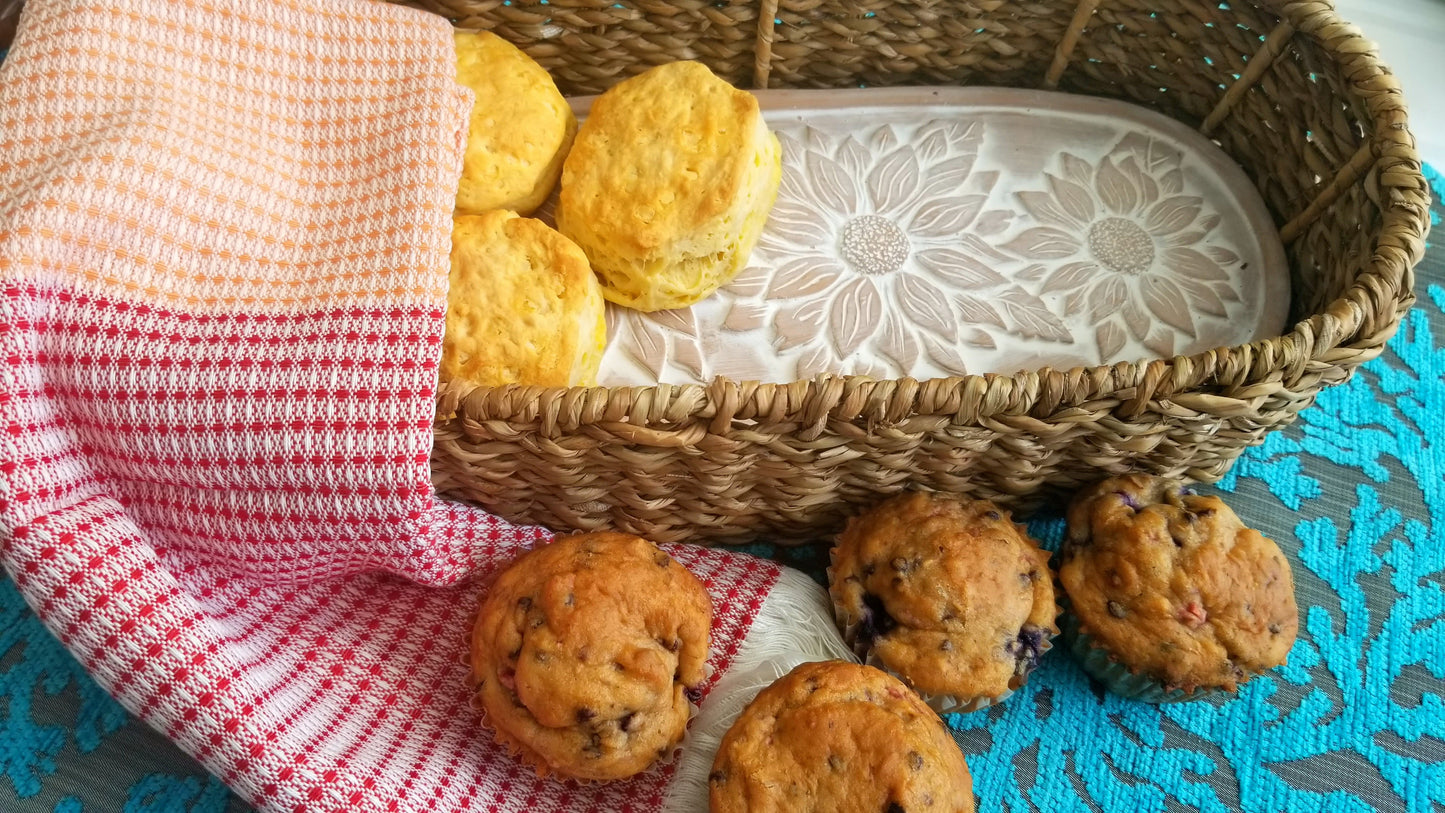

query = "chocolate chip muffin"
470;532;712;781
709;661;976;813
1059;475;1299;702
828;492;1059;712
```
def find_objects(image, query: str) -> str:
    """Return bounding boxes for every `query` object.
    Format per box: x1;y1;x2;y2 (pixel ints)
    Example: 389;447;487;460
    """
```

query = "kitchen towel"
0;1;853;810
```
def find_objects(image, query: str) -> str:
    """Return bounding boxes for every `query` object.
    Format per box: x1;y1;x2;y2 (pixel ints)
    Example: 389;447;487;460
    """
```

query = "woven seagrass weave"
403;0;1430;545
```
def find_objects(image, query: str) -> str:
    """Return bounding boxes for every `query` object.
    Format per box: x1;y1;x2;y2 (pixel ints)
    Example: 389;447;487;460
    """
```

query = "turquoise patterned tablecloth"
2;148;1441;812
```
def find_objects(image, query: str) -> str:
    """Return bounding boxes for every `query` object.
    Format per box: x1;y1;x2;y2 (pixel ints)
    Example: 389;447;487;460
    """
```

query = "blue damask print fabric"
1;181;1441;810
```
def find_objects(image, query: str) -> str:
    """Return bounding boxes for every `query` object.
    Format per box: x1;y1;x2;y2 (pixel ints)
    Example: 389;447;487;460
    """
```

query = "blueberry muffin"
470;532;712;781
708;661;976;813
828;492;1059;712
1059;475;1299;702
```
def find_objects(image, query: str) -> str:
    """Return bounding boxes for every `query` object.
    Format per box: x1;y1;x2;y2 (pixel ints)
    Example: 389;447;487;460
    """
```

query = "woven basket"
404;0;1429;545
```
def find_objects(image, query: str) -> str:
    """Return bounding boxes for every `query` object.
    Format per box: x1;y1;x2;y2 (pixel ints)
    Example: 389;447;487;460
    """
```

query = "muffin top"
453;30;576;216
470;532;712;781
1060;474;1298;693
709;661;976;813
441;210;606;388
829;491;1058;704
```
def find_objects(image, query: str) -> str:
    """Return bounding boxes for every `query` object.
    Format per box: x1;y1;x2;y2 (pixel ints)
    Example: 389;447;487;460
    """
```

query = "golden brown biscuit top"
441;210;604;387
830;492;1058;700
1060;475;1298;692
471;532;713;781
453;30;576;215
709;661;975;813
558;60;765;255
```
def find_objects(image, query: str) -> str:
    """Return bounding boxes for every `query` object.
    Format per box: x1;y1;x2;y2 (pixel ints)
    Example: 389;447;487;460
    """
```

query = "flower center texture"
840;215;910;275
1087;217;1154;275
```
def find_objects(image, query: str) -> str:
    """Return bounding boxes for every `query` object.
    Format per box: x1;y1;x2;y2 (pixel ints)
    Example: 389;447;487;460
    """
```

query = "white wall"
1334;0;1445;168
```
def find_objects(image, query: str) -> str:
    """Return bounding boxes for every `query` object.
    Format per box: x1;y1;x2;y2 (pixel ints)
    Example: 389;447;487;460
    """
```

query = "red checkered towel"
0;1;852;809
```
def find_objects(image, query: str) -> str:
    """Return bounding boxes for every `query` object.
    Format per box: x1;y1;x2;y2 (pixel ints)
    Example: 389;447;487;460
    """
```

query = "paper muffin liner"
826;559;1058;715
1058;604;1227;704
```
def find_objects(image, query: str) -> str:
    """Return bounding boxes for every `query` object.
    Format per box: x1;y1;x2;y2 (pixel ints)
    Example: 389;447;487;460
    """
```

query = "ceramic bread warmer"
413;0;1429;545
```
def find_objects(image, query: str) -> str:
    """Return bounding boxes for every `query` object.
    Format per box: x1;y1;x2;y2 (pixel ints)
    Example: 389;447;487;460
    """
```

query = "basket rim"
435;0;1430;433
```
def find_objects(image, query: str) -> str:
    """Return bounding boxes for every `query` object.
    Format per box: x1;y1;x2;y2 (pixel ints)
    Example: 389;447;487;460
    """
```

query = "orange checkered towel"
0;1;848;809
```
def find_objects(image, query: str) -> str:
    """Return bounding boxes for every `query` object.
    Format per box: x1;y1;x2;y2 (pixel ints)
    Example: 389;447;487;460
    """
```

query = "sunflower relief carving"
721;121;1068;379
1007;134;1247;360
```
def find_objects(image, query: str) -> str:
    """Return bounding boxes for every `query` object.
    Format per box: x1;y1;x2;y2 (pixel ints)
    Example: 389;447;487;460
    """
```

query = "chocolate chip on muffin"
709;661;976;813
470;532;712;781
829;491;1059;712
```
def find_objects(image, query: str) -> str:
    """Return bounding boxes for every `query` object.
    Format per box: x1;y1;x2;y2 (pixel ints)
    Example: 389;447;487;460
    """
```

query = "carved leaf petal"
1003;227;1080;260
797;343;835;379
974;209;1014;236
769;256;843;299
627;313;668;380
868;146;922;216
870;125;900;155
775;297;828;352
1095;156;1139;215
1141;275;1196;335
765;202;833;245
807;149;859;214
879;310;920;370
671;333;706;379
1198;212;1222;233
919;154;977;200
836;134;872;179
897;273;958;341
723;301;769;332
1018;190;1077;230
1096;321;1127;360
923;334;970;376
964;170;999;197
1165;247;1230;281
1047;173;1095;224
1166;229;1210;248
1215;281;1242;303
1146;196;1203;235
967;328;997;350
1016;264;1049;283
1061;153;1093;187
955;295;1007;328
1206;245;1243;267
909;195;988;236
647;307;699;338
1144;330;1176;359
1123;299;1150;339
727;265;775;297
1177;276;1229;317
1088;277;1128;320
998;288;1074;343
1160;168;1185;196
957;233;1016;264
1118;155;1160;207
831;278;882;357
915;124;951;166
916;248;1009;289
1042;261;1098;294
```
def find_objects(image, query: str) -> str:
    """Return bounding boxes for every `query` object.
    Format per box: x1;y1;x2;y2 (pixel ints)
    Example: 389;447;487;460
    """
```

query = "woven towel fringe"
663;566;858;812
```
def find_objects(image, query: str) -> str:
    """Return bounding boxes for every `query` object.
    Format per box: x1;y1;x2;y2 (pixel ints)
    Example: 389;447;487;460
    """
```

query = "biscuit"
556;60;782;312
453;30;576;216
709;661;976;813
829;492;1059;712
1059;475;1299;699
470;532;713;781
441;210;606;388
